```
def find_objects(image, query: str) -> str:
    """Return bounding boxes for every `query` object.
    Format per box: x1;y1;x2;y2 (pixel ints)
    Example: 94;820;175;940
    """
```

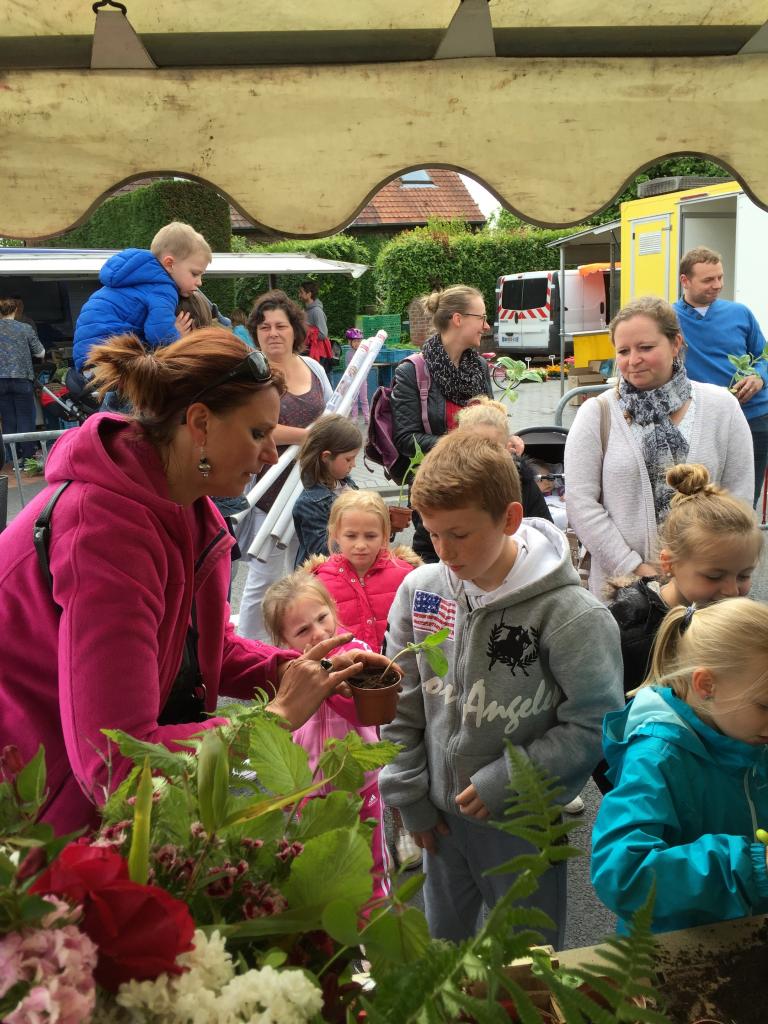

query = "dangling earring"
198;446;212;478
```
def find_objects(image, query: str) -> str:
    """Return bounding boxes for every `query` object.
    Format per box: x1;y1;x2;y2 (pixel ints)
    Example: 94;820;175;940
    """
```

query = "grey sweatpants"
423;812;567;948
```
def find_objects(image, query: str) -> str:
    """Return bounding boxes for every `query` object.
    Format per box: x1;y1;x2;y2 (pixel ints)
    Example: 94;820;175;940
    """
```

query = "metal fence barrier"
2;429;68;510
553;384;611;427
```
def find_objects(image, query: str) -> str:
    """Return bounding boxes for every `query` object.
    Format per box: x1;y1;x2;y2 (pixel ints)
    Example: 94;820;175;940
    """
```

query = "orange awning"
578;262;622;276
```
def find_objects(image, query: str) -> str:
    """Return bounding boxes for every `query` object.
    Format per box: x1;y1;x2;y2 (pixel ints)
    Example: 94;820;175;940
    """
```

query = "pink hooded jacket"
309;548;421;652
0;414;288;834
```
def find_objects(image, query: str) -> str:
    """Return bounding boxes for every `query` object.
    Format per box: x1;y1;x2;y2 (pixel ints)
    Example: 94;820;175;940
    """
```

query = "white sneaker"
395;828;422;869
563;796;585;814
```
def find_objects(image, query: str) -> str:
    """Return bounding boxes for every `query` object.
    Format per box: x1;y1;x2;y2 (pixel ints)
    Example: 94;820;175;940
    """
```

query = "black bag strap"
33;480;73;591
34;478;206;724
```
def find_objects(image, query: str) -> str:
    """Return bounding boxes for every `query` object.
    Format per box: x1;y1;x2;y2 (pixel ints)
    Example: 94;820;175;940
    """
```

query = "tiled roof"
351;168;485;227
108;170;484;232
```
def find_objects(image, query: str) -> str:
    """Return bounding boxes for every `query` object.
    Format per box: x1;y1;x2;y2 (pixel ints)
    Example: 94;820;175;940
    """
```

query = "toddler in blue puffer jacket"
592;597;768;933
73;221;212;369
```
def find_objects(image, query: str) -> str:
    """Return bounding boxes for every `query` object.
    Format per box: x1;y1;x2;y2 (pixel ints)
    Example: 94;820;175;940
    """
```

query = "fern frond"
542;884;672;1024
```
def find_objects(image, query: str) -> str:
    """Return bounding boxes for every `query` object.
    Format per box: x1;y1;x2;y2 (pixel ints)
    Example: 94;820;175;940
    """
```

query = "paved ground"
4;378;764;949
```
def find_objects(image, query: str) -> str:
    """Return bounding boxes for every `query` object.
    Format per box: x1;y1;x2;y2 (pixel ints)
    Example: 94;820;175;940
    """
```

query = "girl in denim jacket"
292;415;362;567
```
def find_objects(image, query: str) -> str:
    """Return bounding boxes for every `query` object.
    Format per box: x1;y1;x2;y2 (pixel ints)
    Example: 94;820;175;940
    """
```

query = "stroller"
516;424;587;580
517;425;567;526
36;365;101;427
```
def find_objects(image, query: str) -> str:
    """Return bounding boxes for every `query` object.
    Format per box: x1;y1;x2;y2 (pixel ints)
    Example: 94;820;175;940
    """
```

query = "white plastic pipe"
231;443;300;522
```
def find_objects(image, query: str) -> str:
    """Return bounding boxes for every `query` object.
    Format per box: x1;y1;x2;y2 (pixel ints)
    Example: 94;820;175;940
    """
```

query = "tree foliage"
375;222;585;319
46;180;235;312
232;232;369;336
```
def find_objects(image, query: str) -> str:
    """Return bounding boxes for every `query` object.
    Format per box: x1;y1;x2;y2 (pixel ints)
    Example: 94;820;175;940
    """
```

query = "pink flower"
276;839;304;863
242;882;288;919
0;924;97;1024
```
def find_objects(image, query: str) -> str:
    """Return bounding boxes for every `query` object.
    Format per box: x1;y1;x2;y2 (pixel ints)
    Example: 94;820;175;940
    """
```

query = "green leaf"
362;906;431;967
154;780;193;845
391;870;426;905
213;906;321;941
321;898;362;946
293;790;361;839
197;730;230;833
259;948;288;969
244;716;313;794
127;758;152;885
15;746;46;808
421;627;450;648
424;646;449;677
283;827;372;912
101;729;194;777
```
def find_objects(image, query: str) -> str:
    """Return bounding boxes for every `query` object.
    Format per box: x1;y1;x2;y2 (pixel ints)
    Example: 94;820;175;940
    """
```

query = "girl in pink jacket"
263;571;390;900
304;490;421;652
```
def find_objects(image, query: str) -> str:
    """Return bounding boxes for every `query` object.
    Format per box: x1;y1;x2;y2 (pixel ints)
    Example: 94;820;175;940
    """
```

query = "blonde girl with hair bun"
455;397;554;524
609;463;762;693
592;597;768;934
390;285;493;563
305;489;421;653
263;570;390;900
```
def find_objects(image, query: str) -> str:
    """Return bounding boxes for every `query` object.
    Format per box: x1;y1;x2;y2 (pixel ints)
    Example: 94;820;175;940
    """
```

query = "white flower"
112;932;321;1024
176;930;234;991
219;966;323;1024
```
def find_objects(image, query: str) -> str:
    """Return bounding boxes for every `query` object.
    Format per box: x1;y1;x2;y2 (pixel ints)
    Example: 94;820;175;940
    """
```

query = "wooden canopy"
2;1;767;240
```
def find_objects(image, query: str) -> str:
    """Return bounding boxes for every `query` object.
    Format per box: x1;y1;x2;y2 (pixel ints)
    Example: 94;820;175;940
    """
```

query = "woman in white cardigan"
564;297;754;599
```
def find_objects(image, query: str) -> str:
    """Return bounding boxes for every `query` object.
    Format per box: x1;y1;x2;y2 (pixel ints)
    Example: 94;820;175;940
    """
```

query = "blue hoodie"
591;686;768;933
73;249;181;369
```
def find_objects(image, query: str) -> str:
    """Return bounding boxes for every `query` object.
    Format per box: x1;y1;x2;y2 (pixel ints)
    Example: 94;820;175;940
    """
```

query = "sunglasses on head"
187;350;273;407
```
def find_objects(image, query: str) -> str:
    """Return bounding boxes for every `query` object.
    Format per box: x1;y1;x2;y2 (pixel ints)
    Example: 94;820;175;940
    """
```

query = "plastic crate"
355;314;402;342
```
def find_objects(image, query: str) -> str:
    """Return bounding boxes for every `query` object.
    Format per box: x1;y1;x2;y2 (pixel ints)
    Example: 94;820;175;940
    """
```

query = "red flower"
32;843;195;992
31;844;128;903
83;879;195;991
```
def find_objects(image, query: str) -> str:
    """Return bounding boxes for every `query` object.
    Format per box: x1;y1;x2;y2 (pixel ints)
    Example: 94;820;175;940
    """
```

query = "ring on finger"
319;658;334;672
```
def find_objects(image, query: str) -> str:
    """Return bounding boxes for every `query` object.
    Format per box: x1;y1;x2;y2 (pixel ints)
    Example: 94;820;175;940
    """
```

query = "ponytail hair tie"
679;603;696;635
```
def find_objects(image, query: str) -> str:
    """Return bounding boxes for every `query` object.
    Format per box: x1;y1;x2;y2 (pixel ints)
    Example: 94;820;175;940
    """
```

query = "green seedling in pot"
378;626;450;683
727;345;768;390
397;436;425;507
494;356;546;404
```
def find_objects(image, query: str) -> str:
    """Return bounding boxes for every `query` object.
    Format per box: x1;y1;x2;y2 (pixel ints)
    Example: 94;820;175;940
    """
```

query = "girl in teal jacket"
591;597;768;933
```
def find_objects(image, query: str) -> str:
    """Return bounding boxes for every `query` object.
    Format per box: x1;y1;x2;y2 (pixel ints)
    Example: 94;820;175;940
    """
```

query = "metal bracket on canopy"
739;21;768;54
434;0;495;60
91;0;157;69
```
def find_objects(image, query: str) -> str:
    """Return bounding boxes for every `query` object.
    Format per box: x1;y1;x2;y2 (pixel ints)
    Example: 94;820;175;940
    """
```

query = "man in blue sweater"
674;246;768;505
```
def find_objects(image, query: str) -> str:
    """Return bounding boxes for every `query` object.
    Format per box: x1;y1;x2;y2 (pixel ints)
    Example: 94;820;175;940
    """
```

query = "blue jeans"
749;412;768;506
0;378;37;460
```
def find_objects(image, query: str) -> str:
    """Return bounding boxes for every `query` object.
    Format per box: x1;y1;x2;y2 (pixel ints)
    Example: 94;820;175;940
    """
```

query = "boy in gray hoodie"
379;433;623;946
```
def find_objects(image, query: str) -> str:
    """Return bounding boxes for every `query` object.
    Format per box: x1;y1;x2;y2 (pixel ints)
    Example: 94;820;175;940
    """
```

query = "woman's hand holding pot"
269;637;398;729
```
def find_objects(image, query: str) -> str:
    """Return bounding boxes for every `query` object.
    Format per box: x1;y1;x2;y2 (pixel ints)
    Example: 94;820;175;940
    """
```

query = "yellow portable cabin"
620;180;768;334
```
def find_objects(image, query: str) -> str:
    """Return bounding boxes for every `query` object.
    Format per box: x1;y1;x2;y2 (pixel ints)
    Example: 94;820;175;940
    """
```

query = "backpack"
365;353;431;484
305;324;333;362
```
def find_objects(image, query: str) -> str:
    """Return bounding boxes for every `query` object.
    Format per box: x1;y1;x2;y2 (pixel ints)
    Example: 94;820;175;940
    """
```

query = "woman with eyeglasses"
0;328;389;833
234;290;333;641
391;285;493;562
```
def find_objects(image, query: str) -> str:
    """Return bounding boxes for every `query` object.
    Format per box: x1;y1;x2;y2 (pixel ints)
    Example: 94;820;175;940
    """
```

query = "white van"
495;267;613;357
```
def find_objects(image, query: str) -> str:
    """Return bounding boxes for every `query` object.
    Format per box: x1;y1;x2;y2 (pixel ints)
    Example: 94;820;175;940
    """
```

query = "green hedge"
232;234;370;338
48;180;234;312
374;225;586;320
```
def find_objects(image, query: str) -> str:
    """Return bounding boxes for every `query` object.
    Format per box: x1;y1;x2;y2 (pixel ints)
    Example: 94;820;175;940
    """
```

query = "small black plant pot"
348;667;402;726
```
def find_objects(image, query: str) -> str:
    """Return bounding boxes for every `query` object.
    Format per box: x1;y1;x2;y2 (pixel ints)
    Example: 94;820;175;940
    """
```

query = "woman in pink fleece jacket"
305;490;421;652
0;330;388;834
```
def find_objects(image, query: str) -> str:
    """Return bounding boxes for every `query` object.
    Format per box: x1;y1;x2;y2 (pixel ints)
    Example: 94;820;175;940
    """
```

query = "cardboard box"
567;367;605;404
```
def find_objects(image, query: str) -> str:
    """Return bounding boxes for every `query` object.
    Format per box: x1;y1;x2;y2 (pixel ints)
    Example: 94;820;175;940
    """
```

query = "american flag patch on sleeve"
412;590;457;639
